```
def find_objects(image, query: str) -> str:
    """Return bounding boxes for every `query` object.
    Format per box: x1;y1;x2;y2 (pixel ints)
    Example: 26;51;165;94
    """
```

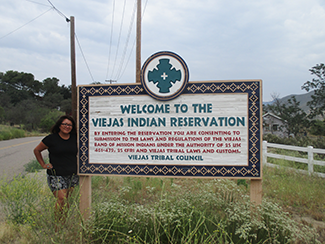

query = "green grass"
0;124;46;141
24;159;47;173
263;166;325;221
0;166;322;243
0;125;25;141
0;172;82;243
267;147;325;174
264;149;325;221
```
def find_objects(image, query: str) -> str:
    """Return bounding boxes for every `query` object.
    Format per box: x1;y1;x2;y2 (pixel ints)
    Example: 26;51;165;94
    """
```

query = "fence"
263;141;325;178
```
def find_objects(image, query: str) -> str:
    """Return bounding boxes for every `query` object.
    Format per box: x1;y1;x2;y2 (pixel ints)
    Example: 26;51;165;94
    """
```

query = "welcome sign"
78;51;262;178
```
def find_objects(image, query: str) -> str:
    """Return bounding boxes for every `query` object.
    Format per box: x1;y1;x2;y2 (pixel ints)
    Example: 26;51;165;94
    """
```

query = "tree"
266;96;308;137
42;77;61;95
0;70;72;127
309;119;325;136
301;63;325;118
6;99;47;130
42;93;64;109
60;85;71;100
0;106;4;123
0;93;12;108
60;98;72;115
0;71;41;105
41;77;71;111
39;110;64;132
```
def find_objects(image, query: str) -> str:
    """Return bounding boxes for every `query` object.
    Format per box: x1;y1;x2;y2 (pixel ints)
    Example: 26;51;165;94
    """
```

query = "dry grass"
0;166;323;243
263;165;325;221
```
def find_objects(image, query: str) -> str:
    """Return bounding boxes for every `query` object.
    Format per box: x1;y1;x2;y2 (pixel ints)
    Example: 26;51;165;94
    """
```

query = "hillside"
265;90;315;113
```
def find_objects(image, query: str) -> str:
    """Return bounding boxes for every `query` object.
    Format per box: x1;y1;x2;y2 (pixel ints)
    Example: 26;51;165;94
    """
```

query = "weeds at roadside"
89;177;319;243
0;165;322;243
0;172;84;243
24;159;47;173
0;124;46;141
0;125;25;141
263;166;325;221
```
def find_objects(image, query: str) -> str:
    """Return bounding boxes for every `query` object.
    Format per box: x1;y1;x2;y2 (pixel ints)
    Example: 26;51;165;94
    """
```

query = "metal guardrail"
263;141;325;178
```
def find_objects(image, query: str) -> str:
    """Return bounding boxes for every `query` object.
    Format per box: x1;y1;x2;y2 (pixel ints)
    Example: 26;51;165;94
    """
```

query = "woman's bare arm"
33;142;53;169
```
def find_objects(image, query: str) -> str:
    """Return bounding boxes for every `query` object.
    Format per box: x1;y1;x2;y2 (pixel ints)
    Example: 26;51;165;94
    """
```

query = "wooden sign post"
250;179;262;205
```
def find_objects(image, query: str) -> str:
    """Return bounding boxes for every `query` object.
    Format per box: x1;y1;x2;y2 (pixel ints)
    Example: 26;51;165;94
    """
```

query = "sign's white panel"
89;93;248;166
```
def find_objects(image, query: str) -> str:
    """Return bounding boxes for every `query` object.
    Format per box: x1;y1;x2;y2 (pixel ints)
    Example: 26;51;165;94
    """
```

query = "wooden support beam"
250;179;262;205
79;175;92;220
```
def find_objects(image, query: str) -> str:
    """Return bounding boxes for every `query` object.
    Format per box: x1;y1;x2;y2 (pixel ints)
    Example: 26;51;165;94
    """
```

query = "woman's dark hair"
50;115;77;134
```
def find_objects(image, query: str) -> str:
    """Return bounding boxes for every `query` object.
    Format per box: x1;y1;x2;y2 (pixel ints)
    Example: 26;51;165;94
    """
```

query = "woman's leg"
52;188;69;223
48;175;79;228
53;189;68;209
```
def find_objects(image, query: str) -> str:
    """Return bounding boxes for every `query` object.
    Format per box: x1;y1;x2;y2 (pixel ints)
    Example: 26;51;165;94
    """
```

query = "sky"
1;0;325;102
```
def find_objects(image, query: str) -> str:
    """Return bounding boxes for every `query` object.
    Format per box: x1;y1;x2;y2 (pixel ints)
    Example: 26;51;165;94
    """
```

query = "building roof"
262;112;284;121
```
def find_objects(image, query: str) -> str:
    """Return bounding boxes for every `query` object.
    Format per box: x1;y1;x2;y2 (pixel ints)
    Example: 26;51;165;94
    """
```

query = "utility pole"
136;0;141;83
70;16;91;221
70;16;77;121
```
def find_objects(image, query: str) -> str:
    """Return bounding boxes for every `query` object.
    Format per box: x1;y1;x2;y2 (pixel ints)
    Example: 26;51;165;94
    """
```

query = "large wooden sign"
78;51;262;178
78;80;262;178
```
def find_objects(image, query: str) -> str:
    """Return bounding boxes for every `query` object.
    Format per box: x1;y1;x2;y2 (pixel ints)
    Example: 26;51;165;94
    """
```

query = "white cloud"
1;0;325;101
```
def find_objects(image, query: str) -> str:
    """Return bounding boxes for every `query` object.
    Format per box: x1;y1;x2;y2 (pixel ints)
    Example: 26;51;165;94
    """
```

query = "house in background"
263;112;288;137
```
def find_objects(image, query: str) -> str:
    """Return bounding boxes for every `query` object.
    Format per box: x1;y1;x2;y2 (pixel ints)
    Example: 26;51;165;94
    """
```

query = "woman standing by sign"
33;115;79;223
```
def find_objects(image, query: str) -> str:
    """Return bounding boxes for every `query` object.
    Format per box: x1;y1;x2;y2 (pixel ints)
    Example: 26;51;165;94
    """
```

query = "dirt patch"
291;214;325;243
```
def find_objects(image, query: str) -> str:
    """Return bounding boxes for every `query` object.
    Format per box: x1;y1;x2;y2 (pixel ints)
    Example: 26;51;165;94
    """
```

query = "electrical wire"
118;37;136;82
75;33;95;83
113;0;137;81
45;1;95;83
109;0;127;80
1;0;96;84
25;0;51;8
116;0;150;81
47;0;70;22
0;8;53;41
105;0;116;80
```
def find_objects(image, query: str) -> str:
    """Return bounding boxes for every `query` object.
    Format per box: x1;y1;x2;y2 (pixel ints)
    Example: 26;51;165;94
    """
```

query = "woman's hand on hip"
43;163;53;169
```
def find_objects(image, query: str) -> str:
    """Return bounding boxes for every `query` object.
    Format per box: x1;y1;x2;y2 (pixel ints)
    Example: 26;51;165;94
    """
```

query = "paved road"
0;136;47;180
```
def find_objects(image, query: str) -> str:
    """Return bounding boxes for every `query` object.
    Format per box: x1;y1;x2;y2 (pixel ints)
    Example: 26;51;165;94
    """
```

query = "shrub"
39;110;64;132
89;179;319;243
0;170;321;243
263;133;325;149
0;175;39;224
0;173;83;243
0;125;25;141
24;159;47;173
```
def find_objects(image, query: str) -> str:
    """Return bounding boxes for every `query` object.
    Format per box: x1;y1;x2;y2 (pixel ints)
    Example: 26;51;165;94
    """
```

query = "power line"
114;0;137;81
47;0;70;22
110;0;127;80
25;0;51;8
116;0;150;81
45;1;95;82
1;0;96;84
105;0;116;80
0;8;53;41
75;33;95;83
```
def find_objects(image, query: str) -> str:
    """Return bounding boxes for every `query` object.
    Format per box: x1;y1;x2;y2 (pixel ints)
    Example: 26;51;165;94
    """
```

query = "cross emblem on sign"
161;72;168;80
147;59;181;93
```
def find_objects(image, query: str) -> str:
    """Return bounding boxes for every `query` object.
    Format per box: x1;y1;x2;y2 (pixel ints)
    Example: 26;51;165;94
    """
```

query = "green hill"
278;90;314;113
